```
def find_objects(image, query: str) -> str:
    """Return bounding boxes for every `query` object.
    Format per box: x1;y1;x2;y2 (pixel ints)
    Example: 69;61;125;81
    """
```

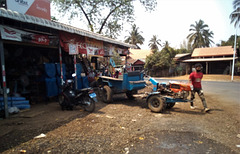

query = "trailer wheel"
148;95;165;113
166;103;175;109
102;85;113;103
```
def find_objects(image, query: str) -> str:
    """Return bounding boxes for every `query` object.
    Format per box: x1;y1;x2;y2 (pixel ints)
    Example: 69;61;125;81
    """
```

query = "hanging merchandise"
109;58;116;67
117;48;123;55
103;45;109;56
103;43;113;56
109;45;115;56
123;49;129;55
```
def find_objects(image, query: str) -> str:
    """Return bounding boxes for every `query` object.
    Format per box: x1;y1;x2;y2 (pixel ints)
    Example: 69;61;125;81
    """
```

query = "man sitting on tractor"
189;63;210;112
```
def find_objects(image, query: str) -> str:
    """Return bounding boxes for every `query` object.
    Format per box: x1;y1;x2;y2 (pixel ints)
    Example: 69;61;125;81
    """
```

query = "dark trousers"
190;88;207;108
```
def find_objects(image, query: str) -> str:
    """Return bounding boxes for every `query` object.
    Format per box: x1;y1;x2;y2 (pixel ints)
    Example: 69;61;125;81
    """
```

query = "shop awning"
182;57;238;62
0;8;135;48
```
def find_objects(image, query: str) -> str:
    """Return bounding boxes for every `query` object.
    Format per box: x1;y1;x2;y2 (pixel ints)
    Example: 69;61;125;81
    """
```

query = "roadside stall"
60;31;131;87
0;8;133;118
0;25;60;118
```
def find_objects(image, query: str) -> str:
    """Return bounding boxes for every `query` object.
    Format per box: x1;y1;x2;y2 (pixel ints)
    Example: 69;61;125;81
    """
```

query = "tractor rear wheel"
148;95;165;113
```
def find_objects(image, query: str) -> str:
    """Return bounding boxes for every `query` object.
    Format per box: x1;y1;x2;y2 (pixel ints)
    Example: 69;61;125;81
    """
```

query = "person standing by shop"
189;63;210;112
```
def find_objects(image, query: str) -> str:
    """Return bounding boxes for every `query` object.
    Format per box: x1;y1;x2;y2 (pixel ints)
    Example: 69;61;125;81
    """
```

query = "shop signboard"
115;48;128;56
59;31;87;54
6;0;51;20
69;43;78;55
98;49;104;56
0;25;56;46
78;42;87;54
86;46;98;55
85;37;104;56
0;25;21;41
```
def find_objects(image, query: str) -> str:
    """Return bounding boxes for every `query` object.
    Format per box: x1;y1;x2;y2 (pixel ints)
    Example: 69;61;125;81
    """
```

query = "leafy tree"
187;19;214;50
203;29;214;47
148;35;162;53
51;16;58;21
162;41;170;49
112;50;122;66
180;40;192;51
217;35;240;46
230;0;240;28
161;45;177;64
175;48;189;54
51;0;157;38
145;44;178;76
124;24;145;48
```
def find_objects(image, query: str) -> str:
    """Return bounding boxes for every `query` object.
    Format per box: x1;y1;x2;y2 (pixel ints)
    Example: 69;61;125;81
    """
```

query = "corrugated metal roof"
192;46;234;57
129;49;152;59
182;57;237;62
0;8;134;48
175;53;191;58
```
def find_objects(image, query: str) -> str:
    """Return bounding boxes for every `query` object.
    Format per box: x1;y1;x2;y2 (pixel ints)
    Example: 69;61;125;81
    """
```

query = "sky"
51;0;238;50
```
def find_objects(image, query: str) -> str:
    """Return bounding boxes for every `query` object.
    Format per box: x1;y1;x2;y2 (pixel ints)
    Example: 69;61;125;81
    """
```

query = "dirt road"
0;76;239;153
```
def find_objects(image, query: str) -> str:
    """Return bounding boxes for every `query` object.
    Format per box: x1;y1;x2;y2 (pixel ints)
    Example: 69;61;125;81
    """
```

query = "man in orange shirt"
189;63;210;112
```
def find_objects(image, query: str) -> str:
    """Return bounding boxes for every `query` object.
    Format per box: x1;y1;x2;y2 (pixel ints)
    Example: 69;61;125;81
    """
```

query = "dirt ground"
0;75;239;153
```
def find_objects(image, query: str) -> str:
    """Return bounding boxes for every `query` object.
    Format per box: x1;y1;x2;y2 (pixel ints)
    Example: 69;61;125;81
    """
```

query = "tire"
82;96;95;112
101;85;113;103
58;94;73;110
166;103;175;109
97;88;103;100
126;91;135;100
148;95;165;113
58;94;65;110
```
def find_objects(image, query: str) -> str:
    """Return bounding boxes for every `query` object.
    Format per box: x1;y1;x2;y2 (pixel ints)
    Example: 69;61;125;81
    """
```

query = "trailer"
97;71;146;103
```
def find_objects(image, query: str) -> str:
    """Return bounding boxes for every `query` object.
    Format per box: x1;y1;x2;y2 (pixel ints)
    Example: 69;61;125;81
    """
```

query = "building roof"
122;58;145;65
192;46;234;57
0;8;134;48
132;59;145;64
182;57;237;62
175;53;191;58
126;58;136;64
129;49;152;60
174;53;191;61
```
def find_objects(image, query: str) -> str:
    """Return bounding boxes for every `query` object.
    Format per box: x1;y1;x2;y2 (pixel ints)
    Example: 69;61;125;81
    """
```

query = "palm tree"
230;0;240;28
163;41;170;49
203;29;214;47
148;35;162;53
124;24;145;49
187;19;214;50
